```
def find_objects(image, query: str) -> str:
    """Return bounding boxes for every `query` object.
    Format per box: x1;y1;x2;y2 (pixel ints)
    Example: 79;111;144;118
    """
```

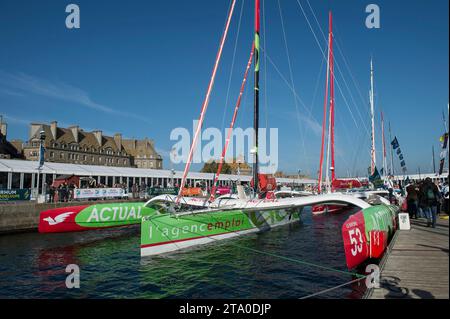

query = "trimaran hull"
140;207;301;257
140;193;372;257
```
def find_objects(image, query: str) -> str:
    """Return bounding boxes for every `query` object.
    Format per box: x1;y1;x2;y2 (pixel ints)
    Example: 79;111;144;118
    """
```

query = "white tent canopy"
0;159;318;186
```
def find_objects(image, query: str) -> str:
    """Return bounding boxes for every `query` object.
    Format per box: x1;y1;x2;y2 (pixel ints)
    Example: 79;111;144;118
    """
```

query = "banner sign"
369;167;383;188
0;189;31;201
73;188;126;200
148;187;178;196
391;137;399;149
439;132;449;175
391;136;407;173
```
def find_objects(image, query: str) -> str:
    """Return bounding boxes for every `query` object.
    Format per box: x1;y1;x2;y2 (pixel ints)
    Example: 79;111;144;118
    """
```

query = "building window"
60;153;64;159
50;151;54;158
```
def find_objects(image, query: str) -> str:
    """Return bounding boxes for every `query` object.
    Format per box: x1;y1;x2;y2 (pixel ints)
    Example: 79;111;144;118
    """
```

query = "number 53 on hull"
342;205;398;269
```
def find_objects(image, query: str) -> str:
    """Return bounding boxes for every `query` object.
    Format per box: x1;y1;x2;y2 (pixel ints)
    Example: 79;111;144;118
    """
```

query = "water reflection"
0;207;365;298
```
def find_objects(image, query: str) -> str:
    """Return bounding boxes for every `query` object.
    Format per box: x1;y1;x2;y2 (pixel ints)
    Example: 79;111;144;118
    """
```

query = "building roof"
0;158;319;184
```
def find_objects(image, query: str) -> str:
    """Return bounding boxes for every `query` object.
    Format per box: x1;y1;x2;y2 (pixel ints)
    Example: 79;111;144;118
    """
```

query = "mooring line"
145;212;365;279
298;276;367;299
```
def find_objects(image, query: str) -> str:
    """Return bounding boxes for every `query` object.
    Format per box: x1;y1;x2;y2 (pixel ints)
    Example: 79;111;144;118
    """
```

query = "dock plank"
368;217;449;299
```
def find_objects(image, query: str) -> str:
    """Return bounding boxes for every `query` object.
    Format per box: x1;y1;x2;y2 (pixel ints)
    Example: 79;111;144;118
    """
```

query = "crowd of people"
405;177;448;228
45;181;149;203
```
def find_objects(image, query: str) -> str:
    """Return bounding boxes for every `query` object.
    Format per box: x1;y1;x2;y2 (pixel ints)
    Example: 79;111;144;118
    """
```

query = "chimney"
114;133;122;150
69;126;79;143
93;130;102;146
30;123;42;140
0;122;6;137
50;121;57;140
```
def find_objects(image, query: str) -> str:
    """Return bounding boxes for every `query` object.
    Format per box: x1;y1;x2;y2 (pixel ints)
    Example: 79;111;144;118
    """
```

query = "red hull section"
342;211;369;269
332;179;362;191
312;204;347;215
369;230;388;258
38;206;89;233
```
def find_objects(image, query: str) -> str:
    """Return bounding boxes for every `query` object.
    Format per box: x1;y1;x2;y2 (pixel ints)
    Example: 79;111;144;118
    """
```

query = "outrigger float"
38;202;157;233
140;193;372;257
342;204;398;269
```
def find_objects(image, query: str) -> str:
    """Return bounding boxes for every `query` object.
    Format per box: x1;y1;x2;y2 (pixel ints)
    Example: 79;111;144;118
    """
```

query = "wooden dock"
367;216;449;299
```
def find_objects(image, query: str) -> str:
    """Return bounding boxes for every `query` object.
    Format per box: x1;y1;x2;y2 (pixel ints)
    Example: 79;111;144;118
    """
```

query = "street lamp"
36;130;46;198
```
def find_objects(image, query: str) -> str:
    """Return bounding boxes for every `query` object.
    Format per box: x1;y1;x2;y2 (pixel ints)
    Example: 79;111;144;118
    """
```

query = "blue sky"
0;0;448;177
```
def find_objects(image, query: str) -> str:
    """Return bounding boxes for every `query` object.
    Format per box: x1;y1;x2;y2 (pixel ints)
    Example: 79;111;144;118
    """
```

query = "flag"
440;133;449;148
369;166;383;188
400;160;405;167
391;137;399;149
439;158;445;175
402;167;407;173
396;148;401;155
380;168;384;175
399;154;404;160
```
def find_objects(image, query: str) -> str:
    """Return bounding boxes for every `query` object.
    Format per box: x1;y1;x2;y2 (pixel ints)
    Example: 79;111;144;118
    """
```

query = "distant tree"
201;161;232;174
201;161;218;173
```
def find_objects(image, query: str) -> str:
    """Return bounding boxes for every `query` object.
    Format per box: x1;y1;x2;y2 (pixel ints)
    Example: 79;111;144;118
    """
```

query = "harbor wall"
0;200;145;234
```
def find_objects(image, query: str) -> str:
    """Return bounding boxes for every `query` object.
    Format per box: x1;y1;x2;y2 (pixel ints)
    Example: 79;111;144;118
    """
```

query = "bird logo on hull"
43;212;76;225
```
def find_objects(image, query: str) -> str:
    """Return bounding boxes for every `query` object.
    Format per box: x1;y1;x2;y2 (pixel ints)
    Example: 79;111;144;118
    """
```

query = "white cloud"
0;70;151;124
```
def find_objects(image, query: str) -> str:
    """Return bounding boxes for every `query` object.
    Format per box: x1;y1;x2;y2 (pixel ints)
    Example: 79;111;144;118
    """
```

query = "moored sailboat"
139;1;393;257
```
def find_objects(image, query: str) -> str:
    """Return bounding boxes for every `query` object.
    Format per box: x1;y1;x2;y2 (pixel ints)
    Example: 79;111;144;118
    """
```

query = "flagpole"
389;121;394;176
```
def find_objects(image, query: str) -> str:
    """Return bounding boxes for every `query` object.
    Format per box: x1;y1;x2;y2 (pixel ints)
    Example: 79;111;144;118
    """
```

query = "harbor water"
0;207;366;299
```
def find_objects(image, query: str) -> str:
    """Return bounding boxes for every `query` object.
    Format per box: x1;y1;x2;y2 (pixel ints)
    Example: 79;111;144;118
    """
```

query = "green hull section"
75;202;158;228
141;208;302;256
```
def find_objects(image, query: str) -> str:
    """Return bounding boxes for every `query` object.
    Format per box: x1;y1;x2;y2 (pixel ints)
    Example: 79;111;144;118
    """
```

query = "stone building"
122;138;163;169
0;120;23;159
21;121;162;169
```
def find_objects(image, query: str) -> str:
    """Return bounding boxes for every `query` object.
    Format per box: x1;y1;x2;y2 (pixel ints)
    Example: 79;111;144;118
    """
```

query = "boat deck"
367;216;449;299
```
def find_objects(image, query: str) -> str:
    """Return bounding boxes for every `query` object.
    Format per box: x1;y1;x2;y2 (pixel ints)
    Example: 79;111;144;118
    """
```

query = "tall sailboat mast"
252;0;260;195
329;11;336;183
381;111;387;177
370;58;376;175
432;145;436;174
318;11;333;193
389;121;395;176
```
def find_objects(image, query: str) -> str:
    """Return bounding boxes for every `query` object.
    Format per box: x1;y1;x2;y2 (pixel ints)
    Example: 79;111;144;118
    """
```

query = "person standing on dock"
420;178;441;228
406;183;419;219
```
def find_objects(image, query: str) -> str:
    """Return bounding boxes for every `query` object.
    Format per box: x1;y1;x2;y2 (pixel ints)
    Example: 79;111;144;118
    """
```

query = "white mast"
370;58;376;175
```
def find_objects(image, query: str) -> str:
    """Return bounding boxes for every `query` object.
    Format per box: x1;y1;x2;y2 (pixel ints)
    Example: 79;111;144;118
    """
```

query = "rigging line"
302;5;375;175
277;0;307;166
177;0;237;203
297;0;368;135
305;0;371;124
310;54;325;116
306;1;370;128
298;276;367;299
333;33;371;115
262;48;316;121
221;0;246;134
151;213;365;278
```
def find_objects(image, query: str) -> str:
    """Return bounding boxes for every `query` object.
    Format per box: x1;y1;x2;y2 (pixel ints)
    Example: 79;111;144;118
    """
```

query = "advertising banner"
73;188;126;200
0;189;31;201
